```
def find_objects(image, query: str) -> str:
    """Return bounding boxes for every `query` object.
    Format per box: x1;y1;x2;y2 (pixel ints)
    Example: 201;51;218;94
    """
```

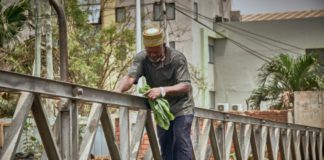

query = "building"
213;10;324;110
97;0;233;109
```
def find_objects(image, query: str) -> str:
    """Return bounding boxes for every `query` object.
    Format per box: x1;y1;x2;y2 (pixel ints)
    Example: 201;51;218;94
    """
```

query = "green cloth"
128;47;194;117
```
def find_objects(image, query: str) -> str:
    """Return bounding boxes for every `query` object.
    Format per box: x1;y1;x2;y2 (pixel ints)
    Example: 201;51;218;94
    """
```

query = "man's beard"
148;57;162;63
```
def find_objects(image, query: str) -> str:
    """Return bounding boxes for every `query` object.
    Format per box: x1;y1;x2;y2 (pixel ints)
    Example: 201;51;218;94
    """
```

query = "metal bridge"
0;0;323;159
0;70;323;160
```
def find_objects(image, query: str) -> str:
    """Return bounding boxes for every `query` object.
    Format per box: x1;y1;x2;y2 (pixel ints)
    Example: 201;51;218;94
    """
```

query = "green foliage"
139;84;175;130
248;54;323;109
0;0;29;47
0;93;18;117
1;38;35;73
68;24;135;89
22;118;43;156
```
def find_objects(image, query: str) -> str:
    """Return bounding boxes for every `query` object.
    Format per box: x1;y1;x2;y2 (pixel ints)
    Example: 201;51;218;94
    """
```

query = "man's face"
145;44;165;63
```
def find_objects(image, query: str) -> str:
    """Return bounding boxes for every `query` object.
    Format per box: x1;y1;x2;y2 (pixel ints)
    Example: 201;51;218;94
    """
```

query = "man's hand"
144;88;161;100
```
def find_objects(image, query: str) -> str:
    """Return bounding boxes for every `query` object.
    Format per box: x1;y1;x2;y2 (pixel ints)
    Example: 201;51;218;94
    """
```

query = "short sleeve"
175;56;191;84
128;52;145;82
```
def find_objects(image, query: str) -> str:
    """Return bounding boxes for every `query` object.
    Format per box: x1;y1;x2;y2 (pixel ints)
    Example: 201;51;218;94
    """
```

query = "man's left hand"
144;88;161;100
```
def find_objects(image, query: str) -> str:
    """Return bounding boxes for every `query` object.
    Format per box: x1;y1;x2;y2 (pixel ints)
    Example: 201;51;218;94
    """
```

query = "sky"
232;0;324;14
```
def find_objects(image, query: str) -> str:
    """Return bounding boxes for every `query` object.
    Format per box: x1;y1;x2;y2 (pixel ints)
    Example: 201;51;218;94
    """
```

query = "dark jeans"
157;114;194;160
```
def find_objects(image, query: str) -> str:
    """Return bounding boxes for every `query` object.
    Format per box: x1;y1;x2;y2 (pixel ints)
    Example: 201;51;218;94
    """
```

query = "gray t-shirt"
128;47;194;117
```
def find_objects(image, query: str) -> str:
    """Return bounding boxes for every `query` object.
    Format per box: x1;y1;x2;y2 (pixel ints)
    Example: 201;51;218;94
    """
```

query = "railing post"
0;93;34;160
317;132;323;160
291;130;301;160
267;127;280;160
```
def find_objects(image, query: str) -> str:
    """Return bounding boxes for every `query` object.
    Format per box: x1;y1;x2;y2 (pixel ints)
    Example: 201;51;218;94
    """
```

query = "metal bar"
205;144;212;160
267;127;279;160
279;129;292;160
194;107;324;132
251;125;268;160
145;112;162;160
60;107;70;159
100;107;121;160
301;131;310;160
317;132;323;160
240;124;252;160
197;119;211;160
310;132;317;160
250;126;260;160
0;70;147;110
70;100;78;160
79;103;103;160
224;122;234;160
0;92;34;160
209;120;221;160
291;130;301;160
233;123;243;160
31;95;61;160
120;107;130;159
216;122;225;159
191;117;199;160
48;0;68;81
130;110;147;159
1;70;324;133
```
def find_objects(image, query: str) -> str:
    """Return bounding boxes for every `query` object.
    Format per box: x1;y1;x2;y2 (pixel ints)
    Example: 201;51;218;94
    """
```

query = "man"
115;27;194;160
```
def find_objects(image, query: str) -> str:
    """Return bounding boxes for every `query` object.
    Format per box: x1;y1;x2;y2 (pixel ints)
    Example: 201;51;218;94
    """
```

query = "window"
153;2;175;21
208;44;215;64
78;0;101;24
209;91;216;109
306;48;324;75
169;41;175;49
116;7;126;22
194;2;198;20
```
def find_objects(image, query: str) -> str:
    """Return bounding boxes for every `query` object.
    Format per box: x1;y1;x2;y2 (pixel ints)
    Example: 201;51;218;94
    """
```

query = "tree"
247;54;323;109
0;0;29;48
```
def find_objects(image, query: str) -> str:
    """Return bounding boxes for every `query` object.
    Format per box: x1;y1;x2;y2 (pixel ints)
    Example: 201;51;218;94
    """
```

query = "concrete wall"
294;91;324;128
213;18;324;107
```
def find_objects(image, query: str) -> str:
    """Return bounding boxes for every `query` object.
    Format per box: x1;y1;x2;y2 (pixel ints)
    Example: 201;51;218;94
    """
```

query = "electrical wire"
220;23;304;50
175;2;305;52
217;23;302;55
174;5;271;62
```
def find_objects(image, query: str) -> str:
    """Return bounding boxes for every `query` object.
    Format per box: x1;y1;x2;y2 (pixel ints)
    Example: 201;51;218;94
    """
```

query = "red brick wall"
237;110;288;123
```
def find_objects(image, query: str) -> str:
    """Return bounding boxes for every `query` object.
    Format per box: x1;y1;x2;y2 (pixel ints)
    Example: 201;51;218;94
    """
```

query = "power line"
175;3;304;51
174;5;270;62
220;23;304;50
216;23;302;55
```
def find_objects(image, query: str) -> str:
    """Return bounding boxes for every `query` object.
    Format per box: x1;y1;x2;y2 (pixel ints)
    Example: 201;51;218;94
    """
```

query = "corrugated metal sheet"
242;10;324;22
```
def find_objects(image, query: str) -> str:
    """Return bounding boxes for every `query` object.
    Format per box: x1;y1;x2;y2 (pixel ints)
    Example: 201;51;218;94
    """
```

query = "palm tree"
0;0;29;47
248;54;323;109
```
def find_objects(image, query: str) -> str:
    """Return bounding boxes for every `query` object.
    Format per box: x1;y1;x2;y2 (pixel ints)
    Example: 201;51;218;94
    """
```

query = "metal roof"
242;10;324;22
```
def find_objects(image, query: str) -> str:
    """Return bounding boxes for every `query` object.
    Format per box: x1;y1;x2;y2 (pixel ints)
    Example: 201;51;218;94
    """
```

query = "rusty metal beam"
31;95;61;160
0;70;147;110
48;0;68;81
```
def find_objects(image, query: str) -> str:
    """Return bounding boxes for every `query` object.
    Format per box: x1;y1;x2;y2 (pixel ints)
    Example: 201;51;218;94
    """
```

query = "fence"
0;70;323;160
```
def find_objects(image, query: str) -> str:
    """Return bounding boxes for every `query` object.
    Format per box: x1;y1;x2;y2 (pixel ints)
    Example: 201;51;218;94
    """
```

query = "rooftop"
242;10;324;22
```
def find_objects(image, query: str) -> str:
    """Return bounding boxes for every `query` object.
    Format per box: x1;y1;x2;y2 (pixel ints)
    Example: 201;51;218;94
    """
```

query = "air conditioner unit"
231;104;243;112
216;103;229;112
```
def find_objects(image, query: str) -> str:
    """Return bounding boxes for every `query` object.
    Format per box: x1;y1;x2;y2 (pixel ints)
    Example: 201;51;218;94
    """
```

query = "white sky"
232;0;324;14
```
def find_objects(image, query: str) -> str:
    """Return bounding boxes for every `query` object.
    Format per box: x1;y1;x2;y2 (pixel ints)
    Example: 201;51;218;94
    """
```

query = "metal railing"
0;70;323;160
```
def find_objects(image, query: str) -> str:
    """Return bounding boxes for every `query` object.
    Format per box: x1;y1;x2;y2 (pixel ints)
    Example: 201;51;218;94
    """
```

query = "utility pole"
161;0;169;46
136;0;142;53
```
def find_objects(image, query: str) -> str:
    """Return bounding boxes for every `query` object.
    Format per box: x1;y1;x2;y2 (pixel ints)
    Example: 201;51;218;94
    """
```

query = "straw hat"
143;27;164;47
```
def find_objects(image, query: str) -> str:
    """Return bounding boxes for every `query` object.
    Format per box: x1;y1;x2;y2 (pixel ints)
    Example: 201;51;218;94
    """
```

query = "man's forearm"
163;82;191;96
115;75;135;93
